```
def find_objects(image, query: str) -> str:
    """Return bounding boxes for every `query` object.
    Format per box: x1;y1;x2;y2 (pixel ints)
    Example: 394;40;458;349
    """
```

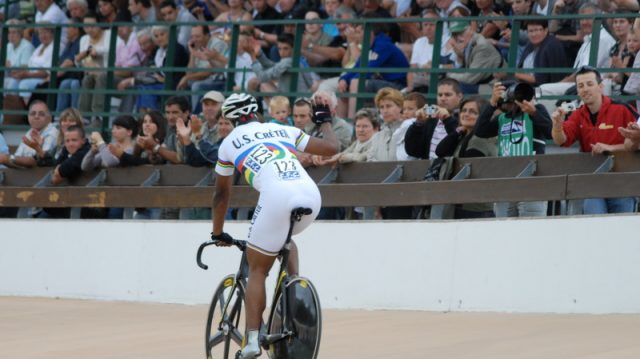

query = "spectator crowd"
1;0;640;219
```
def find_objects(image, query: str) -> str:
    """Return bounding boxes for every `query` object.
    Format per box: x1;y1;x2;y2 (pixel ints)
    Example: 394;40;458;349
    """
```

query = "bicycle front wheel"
205;274;245;359
267;276;322;359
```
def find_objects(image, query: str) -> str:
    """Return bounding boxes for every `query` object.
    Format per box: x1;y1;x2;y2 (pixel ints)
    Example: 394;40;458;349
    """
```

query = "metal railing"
1;12;639;134
1;152;639;219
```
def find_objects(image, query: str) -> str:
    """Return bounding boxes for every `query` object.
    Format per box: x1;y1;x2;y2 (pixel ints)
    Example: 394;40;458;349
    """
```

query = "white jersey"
215;121;311;191
215;121;320;256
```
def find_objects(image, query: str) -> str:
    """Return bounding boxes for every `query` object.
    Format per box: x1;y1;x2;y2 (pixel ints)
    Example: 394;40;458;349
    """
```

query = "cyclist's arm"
306;123;339;156
212;174;232;235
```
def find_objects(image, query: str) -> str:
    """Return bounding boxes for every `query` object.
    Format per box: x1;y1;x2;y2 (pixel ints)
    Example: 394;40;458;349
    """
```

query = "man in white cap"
193;90;225;146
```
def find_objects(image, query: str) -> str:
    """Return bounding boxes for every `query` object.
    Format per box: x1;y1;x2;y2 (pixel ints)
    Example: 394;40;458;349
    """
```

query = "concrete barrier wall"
1;216;639;314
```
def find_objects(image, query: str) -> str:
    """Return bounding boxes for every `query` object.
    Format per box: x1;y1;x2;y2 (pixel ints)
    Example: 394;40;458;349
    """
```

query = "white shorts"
246;163;321;256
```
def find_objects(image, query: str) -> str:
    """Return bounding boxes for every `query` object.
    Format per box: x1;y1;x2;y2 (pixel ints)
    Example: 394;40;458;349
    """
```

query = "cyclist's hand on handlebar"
211;232;233;246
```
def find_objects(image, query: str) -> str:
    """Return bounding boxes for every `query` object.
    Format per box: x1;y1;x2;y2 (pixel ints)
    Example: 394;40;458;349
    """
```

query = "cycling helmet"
221;93;259;125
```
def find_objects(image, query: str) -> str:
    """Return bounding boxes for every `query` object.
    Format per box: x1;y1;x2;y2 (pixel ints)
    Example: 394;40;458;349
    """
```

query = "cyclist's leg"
242;248;276;358
245;248;277;331
242;191;291;358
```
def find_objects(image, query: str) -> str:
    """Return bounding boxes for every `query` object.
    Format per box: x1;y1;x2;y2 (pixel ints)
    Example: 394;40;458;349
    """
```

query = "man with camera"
475;81;552;217
404;78;463;160
551;66;637;214
210;93;337;359
291;93;347;167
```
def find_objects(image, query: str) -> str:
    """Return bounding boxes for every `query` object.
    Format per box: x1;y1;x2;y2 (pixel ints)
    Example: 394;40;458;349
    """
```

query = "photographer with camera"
404;78;462;160
291;93;346;160
475;80;552;217
551;66;637;215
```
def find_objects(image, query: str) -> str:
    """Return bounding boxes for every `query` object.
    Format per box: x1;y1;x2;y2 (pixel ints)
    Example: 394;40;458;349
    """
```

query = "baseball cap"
449;20;469;34
201;91;225;103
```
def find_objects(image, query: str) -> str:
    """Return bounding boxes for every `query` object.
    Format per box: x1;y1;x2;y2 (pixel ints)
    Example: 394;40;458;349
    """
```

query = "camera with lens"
423;104;438;117
312;101;332;125
498;81;536;105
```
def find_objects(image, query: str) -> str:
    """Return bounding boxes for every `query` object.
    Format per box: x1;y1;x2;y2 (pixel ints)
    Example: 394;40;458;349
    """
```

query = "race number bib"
272;159;301;181
244;144;276;174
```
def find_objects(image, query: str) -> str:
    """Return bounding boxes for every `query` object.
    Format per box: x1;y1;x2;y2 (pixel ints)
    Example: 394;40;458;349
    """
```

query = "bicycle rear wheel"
266;276;322;359
205;274;245;359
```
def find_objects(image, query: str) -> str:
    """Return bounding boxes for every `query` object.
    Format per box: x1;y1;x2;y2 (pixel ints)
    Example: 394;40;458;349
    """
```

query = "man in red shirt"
551;66;637;214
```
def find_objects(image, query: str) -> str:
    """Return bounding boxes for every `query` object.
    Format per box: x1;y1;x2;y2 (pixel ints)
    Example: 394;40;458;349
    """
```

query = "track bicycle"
197;207;322;359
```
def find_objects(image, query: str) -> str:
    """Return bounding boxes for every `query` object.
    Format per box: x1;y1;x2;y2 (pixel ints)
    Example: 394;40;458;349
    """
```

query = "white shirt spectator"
394;118;417;160
35;3;69;52
7;38;35;68
14;123;59;158
234;52;256;90
28;42;54;75
410;36;435;88
155;47;167;68
410;36;434;67
574;28;616;69
78;31;115;68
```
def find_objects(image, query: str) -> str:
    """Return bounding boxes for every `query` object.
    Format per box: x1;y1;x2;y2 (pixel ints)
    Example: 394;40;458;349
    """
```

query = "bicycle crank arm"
261;331;294;345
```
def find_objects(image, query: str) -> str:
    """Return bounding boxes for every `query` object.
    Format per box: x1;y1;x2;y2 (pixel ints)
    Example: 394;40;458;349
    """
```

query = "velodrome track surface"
2;297;640;358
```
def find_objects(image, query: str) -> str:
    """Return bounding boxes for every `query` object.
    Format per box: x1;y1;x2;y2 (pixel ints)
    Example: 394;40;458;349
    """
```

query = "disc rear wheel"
267;277;322;359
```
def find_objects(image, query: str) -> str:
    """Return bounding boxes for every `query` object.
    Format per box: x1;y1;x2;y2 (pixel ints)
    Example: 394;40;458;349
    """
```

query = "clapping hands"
22;129;43;151
108;143;124;158
618;121;640;146
137;134;158;151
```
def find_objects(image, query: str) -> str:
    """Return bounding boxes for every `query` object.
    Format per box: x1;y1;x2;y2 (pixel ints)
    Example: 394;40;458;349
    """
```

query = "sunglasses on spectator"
294;97;313;107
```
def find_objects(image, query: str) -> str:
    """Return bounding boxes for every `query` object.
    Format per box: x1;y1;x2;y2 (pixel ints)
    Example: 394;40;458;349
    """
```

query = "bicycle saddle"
291;207;312;221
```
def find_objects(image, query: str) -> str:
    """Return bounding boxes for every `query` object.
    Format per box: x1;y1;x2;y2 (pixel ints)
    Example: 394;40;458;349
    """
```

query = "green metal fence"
1;12;639;136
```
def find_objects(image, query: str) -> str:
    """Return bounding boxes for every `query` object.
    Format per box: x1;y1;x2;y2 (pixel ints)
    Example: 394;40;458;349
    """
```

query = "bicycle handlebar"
196;238;247;270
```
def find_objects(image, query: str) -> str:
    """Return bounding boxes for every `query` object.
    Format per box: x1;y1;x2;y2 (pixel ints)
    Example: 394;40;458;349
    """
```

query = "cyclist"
210;93;338;359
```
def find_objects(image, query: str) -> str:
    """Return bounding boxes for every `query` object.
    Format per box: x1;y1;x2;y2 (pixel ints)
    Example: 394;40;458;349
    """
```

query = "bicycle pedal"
259;334;269;350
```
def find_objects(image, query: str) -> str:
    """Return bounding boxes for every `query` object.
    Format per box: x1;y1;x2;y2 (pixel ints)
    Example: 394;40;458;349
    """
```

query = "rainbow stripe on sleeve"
294;132;307;147
216;159;234;169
